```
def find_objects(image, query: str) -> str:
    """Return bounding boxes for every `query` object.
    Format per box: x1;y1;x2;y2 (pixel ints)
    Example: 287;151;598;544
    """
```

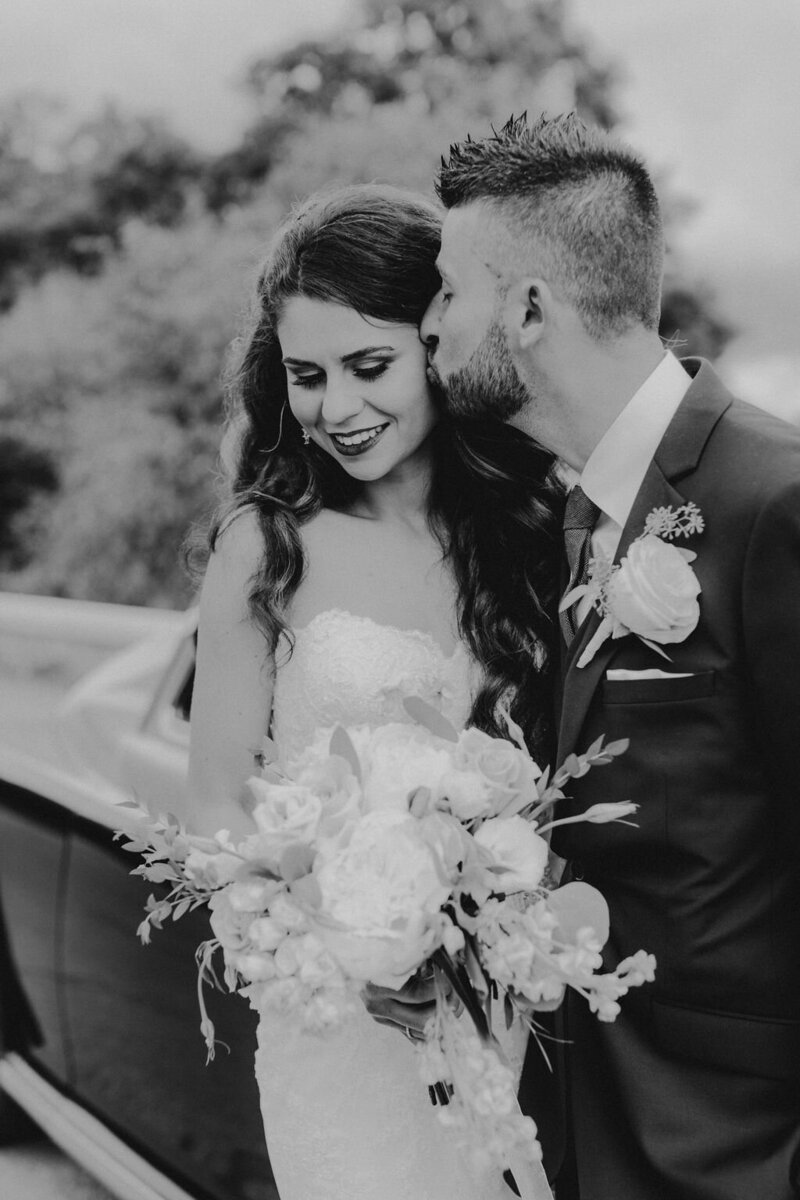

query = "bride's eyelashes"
288;361;392;390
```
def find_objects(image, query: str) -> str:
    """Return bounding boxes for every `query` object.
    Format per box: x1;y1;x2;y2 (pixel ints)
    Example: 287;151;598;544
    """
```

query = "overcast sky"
3;0;799;414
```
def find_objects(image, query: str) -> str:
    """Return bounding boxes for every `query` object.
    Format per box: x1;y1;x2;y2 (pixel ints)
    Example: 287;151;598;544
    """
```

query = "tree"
0;436;58;569
245;0;619;126
0;0;735;606
0;98;204;309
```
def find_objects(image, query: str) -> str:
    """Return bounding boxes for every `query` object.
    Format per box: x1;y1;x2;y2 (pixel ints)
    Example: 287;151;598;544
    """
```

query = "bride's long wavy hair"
203;184;564;754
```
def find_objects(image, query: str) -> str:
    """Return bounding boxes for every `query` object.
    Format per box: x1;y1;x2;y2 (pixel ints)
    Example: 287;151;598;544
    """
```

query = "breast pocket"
602;670;715;705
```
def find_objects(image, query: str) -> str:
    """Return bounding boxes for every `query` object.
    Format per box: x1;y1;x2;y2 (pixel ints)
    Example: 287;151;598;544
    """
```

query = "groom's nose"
420;295;440;346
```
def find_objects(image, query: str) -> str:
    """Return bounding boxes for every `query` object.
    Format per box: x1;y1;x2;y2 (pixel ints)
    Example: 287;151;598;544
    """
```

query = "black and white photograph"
1;3;799;1199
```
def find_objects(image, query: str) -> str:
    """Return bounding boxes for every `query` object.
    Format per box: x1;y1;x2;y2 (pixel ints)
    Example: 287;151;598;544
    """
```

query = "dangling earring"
301;428;311;446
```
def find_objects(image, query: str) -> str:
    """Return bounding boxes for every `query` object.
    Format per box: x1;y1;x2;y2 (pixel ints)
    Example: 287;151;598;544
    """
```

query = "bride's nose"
320;375;365;426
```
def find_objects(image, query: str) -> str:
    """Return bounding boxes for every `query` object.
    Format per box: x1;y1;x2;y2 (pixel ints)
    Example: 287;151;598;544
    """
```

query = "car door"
0;781;71;1084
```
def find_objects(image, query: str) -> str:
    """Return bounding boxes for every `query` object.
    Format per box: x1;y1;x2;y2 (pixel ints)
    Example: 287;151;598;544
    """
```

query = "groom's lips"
426;359;443;386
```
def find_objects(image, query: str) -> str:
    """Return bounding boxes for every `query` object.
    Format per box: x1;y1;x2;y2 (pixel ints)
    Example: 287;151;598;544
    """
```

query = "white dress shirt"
565;351;692;623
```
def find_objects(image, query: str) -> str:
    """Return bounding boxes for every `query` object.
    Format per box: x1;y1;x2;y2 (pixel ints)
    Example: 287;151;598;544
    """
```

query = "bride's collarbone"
294;511;459;649
302;507;448;578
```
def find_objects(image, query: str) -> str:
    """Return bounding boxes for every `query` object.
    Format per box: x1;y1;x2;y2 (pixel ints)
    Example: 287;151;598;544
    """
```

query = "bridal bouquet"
118;701;654;1199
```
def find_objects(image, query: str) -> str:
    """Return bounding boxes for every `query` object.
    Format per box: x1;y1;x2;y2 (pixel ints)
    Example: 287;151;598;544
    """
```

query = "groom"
421;113;800;1199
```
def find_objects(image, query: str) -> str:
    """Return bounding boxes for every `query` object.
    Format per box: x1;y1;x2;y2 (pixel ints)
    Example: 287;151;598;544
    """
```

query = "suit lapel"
556;359;733;761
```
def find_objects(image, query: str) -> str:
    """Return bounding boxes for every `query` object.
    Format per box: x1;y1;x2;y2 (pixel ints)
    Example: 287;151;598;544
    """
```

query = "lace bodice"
271;608;478;765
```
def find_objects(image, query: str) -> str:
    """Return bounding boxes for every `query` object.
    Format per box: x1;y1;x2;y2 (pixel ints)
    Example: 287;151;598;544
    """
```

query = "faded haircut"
437;113;664;339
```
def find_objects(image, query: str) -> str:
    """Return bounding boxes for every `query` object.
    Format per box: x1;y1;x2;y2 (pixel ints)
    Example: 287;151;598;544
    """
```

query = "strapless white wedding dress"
255;609;526;1200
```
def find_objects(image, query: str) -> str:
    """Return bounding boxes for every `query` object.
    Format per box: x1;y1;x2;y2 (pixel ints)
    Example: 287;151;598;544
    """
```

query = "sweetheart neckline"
288;607;467;663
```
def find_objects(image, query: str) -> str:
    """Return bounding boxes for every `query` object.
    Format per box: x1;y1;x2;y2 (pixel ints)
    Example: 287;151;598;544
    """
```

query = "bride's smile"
279;296;438;482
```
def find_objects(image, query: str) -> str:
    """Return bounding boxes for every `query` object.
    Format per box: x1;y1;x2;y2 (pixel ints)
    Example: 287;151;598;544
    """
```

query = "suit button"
571;860;585;881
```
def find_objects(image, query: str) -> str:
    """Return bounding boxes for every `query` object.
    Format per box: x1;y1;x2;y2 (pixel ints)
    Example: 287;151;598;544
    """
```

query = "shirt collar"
579;351;692;529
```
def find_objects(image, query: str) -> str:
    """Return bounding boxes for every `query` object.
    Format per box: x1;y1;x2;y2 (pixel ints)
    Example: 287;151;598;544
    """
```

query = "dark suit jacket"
522;360;800;1200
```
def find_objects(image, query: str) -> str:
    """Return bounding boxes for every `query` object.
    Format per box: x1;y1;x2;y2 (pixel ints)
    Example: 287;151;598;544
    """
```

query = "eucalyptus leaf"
329;725;362;782
605;738;630;757
402;696;459;742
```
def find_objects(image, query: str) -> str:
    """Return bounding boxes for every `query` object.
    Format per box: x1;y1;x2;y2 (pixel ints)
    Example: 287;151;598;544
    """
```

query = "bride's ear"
505;278;548;353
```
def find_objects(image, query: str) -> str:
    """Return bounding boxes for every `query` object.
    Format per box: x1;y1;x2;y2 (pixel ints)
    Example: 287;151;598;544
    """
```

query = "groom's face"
421;204;529;422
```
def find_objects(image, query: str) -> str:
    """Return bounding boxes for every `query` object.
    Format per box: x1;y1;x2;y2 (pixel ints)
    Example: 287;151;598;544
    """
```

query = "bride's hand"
363;970;436;1041
363;968;462;1041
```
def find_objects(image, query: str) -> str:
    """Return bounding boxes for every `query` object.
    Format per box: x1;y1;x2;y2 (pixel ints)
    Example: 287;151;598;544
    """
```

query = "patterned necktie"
560;484;601;643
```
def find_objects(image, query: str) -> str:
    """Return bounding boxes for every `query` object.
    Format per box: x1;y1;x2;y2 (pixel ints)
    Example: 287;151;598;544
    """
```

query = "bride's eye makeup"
286;358;392;389
352;359;390;381
288;371;324;390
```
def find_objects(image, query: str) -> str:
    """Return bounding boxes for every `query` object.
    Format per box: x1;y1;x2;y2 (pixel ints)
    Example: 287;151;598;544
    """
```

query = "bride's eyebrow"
341;345;395;363
282;345;395;367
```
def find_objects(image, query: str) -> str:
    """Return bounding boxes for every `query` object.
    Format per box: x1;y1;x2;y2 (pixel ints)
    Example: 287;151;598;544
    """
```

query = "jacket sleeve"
741;474;800;834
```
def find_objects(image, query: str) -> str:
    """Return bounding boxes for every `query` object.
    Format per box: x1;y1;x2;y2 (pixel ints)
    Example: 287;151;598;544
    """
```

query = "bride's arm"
188;511;275;839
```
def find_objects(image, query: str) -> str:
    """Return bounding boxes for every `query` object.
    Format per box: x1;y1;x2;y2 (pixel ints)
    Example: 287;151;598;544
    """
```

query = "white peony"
310;810;451;988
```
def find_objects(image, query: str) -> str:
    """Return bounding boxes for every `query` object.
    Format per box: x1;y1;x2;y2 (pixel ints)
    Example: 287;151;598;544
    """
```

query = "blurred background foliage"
0;0;733;607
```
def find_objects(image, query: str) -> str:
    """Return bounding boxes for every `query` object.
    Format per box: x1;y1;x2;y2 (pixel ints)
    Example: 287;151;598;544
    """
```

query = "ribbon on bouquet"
505;1131;554;1200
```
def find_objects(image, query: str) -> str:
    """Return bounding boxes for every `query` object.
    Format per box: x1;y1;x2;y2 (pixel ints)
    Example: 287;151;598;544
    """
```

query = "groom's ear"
506;278;547;352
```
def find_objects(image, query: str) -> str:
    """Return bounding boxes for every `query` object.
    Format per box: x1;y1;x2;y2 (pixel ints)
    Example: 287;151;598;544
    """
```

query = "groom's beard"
431;320;530;423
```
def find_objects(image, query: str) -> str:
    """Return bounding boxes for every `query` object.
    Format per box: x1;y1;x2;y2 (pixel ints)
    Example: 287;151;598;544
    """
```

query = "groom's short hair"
437;113;663;339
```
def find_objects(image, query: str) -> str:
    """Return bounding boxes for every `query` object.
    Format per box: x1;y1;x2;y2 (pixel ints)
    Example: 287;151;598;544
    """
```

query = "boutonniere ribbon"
560;502;704;668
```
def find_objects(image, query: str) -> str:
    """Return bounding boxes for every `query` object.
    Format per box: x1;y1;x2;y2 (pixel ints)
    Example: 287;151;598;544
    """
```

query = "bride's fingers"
363;977;437;1006
363;990;436;1036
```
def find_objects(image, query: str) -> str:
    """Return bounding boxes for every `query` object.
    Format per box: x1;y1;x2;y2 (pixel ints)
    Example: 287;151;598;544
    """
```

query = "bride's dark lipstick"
329;423;390;457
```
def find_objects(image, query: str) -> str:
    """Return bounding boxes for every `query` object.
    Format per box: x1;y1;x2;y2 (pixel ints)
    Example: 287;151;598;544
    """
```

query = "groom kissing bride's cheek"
419;113;800;1200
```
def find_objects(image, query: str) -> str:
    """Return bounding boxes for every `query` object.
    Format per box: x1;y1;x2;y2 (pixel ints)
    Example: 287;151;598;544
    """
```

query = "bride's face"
277;297;438;483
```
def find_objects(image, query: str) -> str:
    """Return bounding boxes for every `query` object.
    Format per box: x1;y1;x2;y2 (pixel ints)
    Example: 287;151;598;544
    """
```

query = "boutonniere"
560;502;704;668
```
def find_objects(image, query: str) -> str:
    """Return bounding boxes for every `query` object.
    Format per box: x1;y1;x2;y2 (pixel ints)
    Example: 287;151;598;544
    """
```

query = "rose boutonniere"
560;502;704;668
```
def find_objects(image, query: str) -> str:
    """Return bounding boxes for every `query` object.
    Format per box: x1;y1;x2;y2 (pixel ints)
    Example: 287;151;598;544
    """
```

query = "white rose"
361;725;455;813
246;779;325;856
294;755;362;842
311;810;450;988
473;816;549;893
453;727;541;811
609;535;700;644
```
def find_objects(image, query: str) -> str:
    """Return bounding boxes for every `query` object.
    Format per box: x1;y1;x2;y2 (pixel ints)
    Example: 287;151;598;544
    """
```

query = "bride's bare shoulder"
215;505;264;559
201;507;265;618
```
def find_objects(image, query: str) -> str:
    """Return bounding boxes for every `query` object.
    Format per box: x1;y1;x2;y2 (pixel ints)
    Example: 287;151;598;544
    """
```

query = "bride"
188;184;562;1200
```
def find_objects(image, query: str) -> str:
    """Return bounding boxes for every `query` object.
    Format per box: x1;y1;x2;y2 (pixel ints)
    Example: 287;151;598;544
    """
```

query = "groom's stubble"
430;319;531;424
